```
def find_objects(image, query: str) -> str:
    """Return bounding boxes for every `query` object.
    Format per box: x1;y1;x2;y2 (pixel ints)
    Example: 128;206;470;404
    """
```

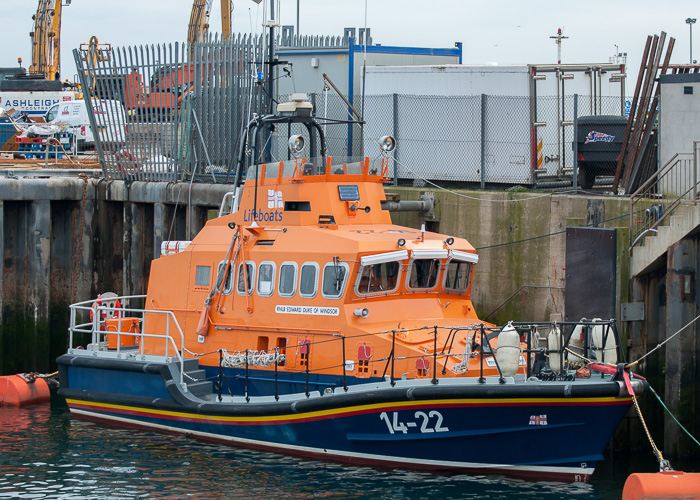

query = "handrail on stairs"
629;141;700;252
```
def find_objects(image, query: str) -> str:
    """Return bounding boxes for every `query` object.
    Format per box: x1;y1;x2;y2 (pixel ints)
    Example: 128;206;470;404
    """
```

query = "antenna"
550;27;568;64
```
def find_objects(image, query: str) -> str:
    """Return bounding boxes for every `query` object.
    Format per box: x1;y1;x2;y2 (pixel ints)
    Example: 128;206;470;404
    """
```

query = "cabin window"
408;259;440;290
299;262;319;298
443;260;472;294
195;265;211;287
278;262;298;298
236;261;256;295
257;336;269;351
257;262;276;297
321;262;349;299
356;261;400;294
216;261;235;294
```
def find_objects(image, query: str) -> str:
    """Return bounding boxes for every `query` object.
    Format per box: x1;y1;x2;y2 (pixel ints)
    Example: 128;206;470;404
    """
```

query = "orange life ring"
89;294;102;322
90;294;121;322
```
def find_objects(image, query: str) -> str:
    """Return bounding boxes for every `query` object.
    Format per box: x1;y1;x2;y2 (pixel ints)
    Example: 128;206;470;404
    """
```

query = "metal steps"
631;203;700;276
181;359;213;397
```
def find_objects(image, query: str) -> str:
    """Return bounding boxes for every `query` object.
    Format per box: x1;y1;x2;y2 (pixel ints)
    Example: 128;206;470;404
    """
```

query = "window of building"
299;262;319;298
278;262;298;298
321;262;349;299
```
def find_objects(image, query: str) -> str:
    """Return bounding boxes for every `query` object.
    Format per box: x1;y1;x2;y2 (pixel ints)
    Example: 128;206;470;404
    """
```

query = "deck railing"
216;319;624;402
68;294;187;388
629;141;700;251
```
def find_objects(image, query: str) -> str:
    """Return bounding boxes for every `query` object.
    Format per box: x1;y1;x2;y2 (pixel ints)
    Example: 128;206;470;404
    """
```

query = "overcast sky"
2;0;697;85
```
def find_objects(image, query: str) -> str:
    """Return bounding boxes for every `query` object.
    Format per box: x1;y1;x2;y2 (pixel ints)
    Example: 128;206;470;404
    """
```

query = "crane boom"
29;0;63;80
187;0;211;46
188;0;231;46
221;0;231;40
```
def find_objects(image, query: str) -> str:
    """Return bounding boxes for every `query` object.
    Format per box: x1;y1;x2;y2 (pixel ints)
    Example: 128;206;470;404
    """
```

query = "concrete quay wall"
0;177;633;376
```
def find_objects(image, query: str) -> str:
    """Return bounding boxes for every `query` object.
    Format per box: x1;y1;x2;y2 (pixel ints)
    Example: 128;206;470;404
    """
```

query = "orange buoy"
0;374;50;405
623;471;700;500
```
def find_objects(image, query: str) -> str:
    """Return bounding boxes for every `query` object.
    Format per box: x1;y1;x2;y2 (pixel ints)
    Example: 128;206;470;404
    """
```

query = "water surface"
0;398;666;499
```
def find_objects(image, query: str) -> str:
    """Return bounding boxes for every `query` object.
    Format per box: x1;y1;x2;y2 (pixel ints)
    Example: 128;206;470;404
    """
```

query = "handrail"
67;295;624;399
215;319;623;401
68;294;188;389
629;141;700;251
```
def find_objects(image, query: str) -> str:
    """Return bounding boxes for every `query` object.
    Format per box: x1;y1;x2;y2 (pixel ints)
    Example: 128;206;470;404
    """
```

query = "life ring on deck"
90;292;121;322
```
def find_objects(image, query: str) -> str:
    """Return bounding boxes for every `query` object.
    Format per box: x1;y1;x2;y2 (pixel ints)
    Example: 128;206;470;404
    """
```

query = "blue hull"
57;354;637;482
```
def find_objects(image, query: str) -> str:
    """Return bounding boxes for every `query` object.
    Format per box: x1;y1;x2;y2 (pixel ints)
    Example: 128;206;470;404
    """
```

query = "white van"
45;99;127;152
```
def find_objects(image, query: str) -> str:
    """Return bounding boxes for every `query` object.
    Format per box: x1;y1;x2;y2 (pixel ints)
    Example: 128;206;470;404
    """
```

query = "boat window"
408;259;440;290
321;262;350;299
299;262;319;298
236;261;256;295
356;261;400;295
278;262;298;298
257;262;276;297
195;265;211;287
443;260;472;294
216;261;234;294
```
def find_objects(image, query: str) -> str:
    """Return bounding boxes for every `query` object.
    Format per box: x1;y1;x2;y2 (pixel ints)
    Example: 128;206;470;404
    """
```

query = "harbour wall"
0;177;630;374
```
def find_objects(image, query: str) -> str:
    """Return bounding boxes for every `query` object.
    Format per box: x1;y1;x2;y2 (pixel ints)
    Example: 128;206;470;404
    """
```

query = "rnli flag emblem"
268;190;283;209
529;414;548;426
584;131;615;144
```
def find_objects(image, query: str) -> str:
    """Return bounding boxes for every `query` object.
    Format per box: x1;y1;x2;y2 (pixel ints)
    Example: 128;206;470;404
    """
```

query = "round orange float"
0;374;50;405
623;471;700;500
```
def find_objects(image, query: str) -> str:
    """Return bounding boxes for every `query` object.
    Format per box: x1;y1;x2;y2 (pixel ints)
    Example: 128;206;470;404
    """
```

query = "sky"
1;0;697;86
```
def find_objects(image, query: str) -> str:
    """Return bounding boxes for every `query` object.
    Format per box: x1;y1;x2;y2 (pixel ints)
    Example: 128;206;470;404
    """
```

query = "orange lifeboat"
0;373;50;405
623;471;700;500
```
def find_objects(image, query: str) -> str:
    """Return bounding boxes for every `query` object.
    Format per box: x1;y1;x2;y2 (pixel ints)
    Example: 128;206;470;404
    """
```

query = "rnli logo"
584;131;615;144
529;414;548;426
268;189;283;209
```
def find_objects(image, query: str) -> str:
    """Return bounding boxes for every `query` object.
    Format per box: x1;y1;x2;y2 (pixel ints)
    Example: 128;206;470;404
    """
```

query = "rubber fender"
0;375;50;406
622;471;700;500
591;319;618;365
547;327;561;375
496;323;520;377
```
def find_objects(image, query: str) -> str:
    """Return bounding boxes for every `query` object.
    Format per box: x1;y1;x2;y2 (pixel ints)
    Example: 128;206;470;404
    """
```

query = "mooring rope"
627;312;700;369
649;384;700;448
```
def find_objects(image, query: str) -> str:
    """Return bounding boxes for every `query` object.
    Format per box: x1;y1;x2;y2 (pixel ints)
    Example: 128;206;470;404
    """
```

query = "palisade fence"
75;38;627;186
75;34;266;182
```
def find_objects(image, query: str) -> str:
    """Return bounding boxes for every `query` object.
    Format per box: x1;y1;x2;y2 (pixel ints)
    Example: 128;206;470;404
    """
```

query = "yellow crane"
29;0;67;80
188;0;231;47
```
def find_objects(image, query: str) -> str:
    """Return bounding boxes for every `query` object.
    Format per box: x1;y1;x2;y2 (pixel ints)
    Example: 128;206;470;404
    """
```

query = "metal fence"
75;34;265;182
72;38;630;186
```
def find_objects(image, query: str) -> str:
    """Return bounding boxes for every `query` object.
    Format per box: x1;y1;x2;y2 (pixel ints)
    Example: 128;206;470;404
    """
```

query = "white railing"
67;294;187;389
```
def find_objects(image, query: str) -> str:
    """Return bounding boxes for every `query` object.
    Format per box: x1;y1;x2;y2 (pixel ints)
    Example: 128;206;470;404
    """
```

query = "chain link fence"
73;38;628;187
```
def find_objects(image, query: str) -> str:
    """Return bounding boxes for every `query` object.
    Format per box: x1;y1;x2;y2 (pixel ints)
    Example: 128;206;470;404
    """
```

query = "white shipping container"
362;64;626;185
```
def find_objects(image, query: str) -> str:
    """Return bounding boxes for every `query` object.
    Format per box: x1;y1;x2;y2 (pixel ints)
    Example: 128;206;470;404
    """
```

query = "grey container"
575;115;628;189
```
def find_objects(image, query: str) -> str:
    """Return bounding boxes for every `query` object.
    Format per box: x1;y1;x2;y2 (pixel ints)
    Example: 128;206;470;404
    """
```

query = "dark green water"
0;397;667;499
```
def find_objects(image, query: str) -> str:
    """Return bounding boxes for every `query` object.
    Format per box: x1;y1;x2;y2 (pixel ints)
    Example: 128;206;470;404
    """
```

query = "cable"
628;312;700;369
393;157;561;203
650;384;700;448
475;207;646;251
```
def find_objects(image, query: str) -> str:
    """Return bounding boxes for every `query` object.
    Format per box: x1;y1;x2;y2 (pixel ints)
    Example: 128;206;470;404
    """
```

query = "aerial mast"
550;27;568;64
